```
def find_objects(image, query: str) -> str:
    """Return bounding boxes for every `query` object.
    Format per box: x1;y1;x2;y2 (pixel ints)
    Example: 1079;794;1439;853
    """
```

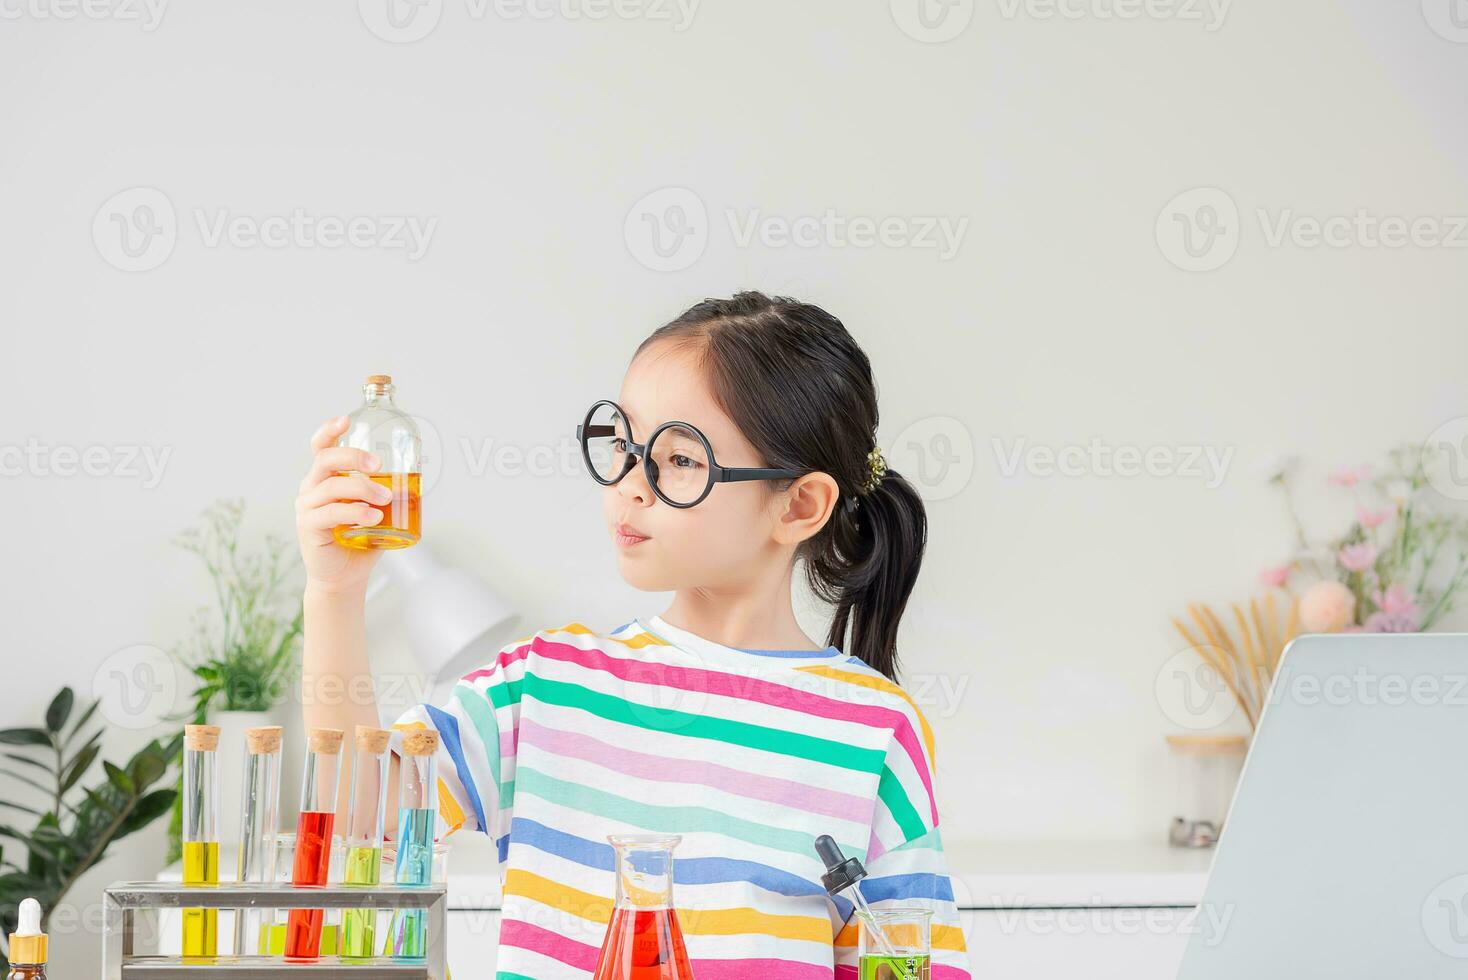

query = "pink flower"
1372;584;1417;617
1299;580;1357;633
1356;506;1391;529
1338;543;1378;574
1258;565;1292;589
1329;464;1371;487
1364;610;1418;633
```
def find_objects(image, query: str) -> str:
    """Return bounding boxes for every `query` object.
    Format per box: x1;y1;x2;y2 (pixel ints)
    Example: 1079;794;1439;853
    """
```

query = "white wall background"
4;0;1468;972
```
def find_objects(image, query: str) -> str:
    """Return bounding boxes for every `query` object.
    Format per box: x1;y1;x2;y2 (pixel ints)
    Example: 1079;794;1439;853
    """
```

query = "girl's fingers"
310;416;351;452
298;474;392;513
297;501;382;537
300;446;382;491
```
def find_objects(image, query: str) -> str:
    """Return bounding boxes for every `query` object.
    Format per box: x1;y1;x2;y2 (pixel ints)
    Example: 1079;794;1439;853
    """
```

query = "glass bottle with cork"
333;374;422;551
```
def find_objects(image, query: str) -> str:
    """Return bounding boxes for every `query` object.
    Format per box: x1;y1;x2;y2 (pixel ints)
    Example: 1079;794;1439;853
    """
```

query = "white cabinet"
443;840;1213;980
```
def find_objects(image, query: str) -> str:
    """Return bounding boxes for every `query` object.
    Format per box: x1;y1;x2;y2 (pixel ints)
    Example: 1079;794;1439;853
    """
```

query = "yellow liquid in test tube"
182;840;220;956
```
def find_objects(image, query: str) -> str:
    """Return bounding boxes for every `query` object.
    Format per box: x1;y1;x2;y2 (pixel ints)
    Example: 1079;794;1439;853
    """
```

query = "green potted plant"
0;689;180;971
167;500;302;862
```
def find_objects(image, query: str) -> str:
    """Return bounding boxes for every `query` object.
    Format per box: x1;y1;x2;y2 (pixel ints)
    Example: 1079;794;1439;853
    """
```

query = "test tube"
343;726;392;959
285;727;344;960
388;729;438;958
181;724;221;959
234;726;282;955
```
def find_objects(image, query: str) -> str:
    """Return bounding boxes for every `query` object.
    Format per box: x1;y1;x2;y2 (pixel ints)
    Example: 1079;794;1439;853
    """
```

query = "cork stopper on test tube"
245;726;283;755
307;727;345;755
356;725;392;754
184;725;220;752
400;729;439;757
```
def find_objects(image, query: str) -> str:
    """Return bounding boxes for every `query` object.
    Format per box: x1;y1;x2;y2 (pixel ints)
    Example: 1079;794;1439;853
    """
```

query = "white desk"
164;837;1213;978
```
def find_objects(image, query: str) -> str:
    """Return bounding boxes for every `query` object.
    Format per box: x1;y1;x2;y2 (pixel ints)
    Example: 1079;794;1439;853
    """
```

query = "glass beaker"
333;374;423;551
859;908;932;980
592;834;694;980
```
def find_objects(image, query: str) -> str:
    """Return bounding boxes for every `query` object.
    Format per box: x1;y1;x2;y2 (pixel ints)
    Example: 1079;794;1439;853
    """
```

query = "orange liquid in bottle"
592;907;694;980
332;472;421;550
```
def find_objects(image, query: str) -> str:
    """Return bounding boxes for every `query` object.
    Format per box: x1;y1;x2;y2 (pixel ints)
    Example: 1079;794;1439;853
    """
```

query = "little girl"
297;292;971;979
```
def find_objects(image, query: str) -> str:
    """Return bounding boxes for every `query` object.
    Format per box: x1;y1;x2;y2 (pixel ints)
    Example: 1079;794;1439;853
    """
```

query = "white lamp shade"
375;547;518;688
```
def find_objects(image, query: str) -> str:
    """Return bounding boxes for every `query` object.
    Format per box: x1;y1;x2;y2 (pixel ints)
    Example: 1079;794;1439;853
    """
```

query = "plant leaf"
103;761;134;796
118;789;177;838
3;753;55;776
44;688;75;735
0;729;50;747
64;699;101;746
60;743;100;795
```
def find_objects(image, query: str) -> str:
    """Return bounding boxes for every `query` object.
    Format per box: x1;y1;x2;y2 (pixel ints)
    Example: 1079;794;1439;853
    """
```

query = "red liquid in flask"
285;809;335;959
593;907;694;980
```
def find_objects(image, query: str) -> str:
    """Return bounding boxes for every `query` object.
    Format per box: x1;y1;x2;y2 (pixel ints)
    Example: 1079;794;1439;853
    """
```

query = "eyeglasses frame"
576;398;805;508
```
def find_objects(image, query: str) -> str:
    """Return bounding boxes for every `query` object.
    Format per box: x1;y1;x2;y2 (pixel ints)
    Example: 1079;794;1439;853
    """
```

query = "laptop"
1177;632;1468;979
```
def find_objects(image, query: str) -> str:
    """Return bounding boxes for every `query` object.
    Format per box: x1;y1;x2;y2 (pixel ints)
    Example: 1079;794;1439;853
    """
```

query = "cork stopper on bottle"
400;729;439;757
356;725;392;754
307;727;346;755
366;374;392;386
245;726;283;755
184;725;221;752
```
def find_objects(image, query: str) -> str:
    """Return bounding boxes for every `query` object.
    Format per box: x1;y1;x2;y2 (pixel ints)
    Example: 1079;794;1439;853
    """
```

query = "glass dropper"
814;834;900;958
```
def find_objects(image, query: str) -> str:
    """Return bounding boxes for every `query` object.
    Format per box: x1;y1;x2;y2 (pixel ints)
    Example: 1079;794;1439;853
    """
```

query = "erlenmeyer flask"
592;834;695;980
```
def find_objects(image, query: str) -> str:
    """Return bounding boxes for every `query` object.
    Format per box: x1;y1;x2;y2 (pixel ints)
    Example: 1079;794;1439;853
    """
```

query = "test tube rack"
103;881;447;979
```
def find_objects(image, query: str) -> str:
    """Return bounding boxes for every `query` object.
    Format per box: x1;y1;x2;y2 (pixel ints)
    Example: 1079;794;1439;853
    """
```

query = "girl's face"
601;339;797;593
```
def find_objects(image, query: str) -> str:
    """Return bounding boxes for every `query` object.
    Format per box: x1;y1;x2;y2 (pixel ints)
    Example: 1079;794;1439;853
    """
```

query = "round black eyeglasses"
576;399;805;508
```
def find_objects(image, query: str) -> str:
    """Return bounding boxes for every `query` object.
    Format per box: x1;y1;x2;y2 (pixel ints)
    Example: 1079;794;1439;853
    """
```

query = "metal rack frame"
103;882;447;979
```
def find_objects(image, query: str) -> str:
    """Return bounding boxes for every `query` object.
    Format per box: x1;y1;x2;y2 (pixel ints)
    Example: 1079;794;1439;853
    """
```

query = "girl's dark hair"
636;291;927;681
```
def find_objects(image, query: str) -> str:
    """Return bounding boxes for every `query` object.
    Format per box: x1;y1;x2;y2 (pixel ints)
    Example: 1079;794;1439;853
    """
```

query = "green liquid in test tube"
388;729;439;959
343;726;392;959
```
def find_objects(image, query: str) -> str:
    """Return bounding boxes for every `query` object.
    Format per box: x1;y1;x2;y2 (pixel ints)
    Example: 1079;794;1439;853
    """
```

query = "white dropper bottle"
7;897;49;979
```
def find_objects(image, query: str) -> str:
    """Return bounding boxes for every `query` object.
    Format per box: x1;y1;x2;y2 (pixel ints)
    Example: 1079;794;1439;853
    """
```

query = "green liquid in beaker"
859;953;931;980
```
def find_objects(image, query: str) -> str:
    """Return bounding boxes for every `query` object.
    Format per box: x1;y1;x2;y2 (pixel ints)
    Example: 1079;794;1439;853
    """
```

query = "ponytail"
638;291;928;681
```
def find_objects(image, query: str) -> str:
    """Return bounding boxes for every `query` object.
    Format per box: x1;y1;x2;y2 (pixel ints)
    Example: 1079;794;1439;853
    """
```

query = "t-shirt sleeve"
834;710;971;979
387;634;530;854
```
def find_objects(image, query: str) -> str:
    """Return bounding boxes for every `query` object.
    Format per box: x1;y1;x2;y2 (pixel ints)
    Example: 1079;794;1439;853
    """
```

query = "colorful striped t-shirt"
389;616;971;979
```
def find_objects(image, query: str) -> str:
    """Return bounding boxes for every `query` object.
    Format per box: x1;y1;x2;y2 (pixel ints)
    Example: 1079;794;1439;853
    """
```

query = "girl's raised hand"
295;415;388;594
